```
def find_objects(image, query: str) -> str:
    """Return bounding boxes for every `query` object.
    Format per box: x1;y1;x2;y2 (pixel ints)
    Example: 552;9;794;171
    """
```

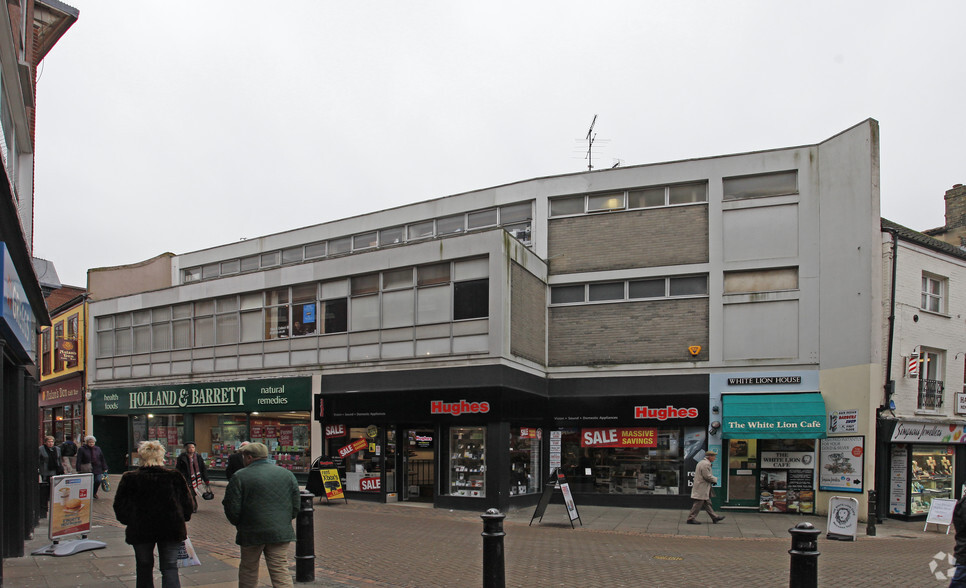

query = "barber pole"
907;352;919;377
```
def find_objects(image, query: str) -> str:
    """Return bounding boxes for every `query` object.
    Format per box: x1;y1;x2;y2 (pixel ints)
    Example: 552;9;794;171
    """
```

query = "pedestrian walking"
223;442;300;588
60;435;77;474
687;449;725;525
114;440;196;588
75;435;108;498
225;441;250;481
175;442;209;511
38;435;64;512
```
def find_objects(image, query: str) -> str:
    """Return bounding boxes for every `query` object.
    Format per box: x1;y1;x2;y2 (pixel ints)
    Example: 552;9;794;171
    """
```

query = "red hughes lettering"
430;400;490;416
634;405;699;420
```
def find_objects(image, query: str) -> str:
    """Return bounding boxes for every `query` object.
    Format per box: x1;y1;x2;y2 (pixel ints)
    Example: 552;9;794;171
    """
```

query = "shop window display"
509;427;541;496
448;426;486;497
555;428;683;495
338;426;386;492
911;446;954;515
131;414;185;467
196;412;311;474
758;439;815;514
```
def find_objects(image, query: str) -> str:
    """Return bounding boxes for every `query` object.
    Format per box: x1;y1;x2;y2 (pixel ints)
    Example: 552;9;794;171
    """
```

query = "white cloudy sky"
32;1;966;287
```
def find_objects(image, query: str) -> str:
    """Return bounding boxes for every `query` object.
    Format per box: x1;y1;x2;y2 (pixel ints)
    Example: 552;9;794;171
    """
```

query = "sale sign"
360;477;381;492
338;438;368;459
580;428;657;448
325;424;347;438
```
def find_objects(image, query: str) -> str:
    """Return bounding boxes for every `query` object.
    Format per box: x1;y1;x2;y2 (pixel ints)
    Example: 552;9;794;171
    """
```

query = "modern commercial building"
0;0;77;577
86;120;882;516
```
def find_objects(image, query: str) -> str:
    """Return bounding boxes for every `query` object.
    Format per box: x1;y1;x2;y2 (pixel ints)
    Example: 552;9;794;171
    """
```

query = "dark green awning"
721;393;826;439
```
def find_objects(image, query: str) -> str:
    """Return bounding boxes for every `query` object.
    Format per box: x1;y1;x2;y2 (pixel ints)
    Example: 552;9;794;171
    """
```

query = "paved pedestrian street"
4;480;962;587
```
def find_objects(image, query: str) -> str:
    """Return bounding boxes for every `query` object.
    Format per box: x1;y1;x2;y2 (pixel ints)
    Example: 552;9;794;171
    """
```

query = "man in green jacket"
223;442;301;588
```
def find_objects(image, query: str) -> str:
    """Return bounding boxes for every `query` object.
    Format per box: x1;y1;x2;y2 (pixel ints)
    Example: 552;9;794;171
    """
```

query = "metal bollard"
295;490;315;583
481;508;506;588
788;522;820;588
866;490;877;536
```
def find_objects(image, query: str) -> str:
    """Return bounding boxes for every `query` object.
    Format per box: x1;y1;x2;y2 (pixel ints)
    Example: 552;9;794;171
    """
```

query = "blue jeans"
952;565;966;588
133;541;181;588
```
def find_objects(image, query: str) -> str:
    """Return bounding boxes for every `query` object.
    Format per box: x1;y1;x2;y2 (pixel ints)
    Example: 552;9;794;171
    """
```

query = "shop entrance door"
725;439;759;507
402;428;435;502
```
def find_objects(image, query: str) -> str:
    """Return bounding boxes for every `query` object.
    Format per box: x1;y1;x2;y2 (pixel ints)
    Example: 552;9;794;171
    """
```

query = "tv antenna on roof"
585;114;597;171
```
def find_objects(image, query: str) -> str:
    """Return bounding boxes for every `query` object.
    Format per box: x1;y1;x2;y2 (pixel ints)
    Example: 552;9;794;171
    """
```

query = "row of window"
548;170;800;218
40;314;80;375
551;275;709;304
97;260;489;358
182;202;532;284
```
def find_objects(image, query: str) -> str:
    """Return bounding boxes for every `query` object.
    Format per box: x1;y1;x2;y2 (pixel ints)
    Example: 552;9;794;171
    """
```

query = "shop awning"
721;393;826;439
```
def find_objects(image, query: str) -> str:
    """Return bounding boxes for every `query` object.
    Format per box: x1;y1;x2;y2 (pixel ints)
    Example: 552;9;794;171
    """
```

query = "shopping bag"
176;537;202;567
100;477;111;492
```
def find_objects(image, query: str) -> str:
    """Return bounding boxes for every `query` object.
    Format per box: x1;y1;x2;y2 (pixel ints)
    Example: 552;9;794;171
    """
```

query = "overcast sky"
32;1;966;287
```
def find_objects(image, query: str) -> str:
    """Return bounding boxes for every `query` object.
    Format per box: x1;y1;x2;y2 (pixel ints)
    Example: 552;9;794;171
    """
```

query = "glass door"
403;428;435;502
726;439;759;507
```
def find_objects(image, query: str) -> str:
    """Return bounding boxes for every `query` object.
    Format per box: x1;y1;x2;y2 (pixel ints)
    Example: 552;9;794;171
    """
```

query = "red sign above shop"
633;405;698;420
40;377;83;407
338;438;368;459
580;428;657;448
430;399;490;416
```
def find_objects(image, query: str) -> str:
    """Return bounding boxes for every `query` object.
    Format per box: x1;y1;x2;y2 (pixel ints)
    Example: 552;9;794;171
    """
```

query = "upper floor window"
723;170;798;200
550;182;707;217
724;268;799;294
922;273;946;313
551;274;709;305
917;348;945;411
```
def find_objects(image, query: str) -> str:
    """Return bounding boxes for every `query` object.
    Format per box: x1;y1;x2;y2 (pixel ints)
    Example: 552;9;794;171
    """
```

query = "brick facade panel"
549;298;709;366
548;206;709;275
511;262;547;365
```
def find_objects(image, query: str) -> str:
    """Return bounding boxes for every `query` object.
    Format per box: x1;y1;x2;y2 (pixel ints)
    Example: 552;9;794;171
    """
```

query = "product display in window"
911;447;954;515
448;427;485;497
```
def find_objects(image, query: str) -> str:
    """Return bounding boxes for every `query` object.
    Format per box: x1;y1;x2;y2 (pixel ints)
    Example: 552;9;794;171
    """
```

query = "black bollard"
866;490;877;536
295;490;315;583
788;522;820;588
481;508;506;588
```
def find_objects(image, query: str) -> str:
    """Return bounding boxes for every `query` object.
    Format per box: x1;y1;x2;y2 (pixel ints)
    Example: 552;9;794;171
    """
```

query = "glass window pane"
264;306;289;339
293;303;317;336
292;284;317;303
322;298;348;333
114;329;131;355
221;259;240;274
351;295;379;331
194;300;214;315
194;317;214;346
628;187;666;208
500;202;532;223
184;267;201;283
240;256;260;272
260;252;280;267
383;268;414;290
329;237;351;255
133;310;151;325
152;307;171;323
454;279;488;320
240;292;262;310
304;242;326;259
588;282;624;301
382;289;415;328
669;276;708;296
216;296;238;313
417;285;450;324
116;313;132;328
418;263;450;286
97;331;114;357
723;170;798;200
172;320;191;349
202;264;219;279
97;316;114;331
408;221;435;240
282;247;303;264
351;274;379;296
504;223;531;243
172;304;192;319
216;313;239;345
437;215;465;235
266;288;289;306
629;279;666;299
550;196;584;216
321;279;348;299
380;227;405;245
467;209;498;229
454;258;488;281
152;323;170;352
353;232;378;250
133;326;151;354
587;193;625;212
240;310;262;342
550;285;584;304
668;182;707;205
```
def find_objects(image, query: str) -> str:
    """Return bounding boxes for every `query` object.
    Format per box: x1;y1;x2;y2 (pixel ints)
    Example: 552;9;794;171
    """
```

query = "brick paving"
3;477;961;587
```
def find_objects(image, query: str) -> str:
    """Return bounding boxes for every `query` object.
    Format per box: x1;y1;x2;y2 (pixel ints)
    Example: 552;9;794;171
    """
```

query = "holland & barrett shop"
91;377;312;479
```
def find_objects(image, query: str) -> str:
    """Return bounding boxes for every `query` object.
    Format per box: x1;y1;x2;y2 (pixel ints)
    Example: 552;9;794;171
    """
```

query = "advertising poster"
338;438;368;459
280;426;294;446
549;430;562;471
890;444;908;515
48;474;94;540
819;436;864;493
579;428;657;448
828;409;859;434
320;467;345;501
557;471;580;522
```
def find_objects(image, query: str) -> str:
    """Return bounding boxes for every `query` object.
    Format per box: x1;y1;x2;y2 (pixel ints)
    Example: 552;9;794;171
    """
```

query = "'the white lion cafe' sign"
890;422;966;444
90;377;312;414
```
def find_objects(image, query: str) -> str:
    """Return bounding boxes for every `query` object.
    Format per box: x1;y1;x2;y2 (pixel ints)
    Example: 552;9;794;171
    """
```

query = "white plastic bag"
176;537;201;567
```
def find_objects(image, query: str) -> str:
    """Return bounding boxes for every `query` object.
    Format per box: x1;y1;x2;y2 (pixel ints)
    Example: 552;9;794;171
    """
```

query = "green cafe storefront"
709;372;827;515
90;376;312;480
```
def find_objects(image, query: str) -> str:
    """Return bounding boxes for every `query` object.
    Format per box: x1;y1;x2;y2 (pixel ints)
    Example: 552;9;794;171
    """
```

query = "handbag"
201;483;214;501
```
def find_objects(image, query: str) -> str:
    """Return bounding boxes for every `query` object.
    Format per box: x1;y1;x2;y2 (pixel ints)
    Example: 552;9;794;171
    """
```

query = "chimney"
945;184;966;230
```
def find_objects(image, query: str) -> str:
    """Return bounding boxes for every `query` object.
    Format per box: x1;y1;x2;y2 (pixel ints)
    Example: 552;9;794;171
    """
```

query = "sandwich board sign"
32;473;106;556
529;468;582;528
925;498;957;534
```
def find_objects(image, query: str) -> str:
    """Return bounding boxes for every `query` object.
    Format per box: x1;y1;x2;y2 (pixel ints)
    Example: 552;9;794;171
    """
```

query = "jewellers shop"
711;372;828;515
547;375;710;509
90;376;312;479
314;365;548;512
884;420;966;519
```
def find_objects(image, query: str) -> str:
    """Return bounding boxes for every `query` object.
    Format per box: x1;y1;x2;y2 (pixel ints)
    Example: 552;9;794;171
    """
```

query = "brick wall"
510;262;546;365
548;298;709;366
945;184;966;231
547;205;709;275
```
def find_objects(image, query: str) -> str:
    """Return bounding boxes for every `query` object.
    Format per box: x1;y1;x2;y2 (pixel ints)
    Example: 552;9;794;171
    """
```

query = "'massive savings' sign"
581;428;657;448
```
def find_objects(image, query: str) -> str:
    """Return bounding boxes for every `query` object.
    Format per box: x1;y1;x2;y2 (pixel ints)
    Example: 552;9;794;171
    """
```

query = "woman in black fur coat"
113;441;195;588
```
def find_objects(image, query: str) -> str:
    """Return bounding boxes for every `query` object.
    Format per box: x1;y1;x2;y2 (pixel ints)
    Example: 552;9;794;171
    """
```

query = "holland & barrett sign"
91;377;311;415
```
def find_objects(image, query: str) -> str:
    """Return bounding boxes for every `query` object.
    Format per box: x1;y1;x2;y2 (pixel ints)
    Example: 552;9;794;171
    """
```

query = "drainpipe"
878;226;901;522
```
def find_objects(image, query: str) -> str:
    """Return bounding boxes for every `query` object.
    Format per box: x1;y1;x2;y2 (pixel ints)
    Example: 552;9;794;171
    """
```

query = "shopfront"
90;376;312;478
40;375;85;445
714;373;827;514
316;385;547;511
887;420;964;519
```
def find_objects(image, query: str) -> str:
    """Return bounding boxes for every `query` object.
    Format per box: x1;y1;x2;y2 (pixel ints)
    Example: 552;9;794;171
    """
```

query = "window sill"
917;308;951;319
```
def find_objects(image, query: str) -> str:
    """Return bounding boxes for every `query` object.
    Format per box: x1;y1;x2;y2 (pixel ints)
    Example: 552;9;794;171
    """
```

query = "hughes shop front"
710;372;828;514
315;366;547;512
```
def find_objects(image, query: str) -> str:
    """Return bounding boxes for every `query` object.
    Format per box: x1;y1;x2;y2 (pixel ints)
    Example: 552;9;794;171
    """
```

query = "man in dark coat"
226;441;250;481
951;491;966;587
